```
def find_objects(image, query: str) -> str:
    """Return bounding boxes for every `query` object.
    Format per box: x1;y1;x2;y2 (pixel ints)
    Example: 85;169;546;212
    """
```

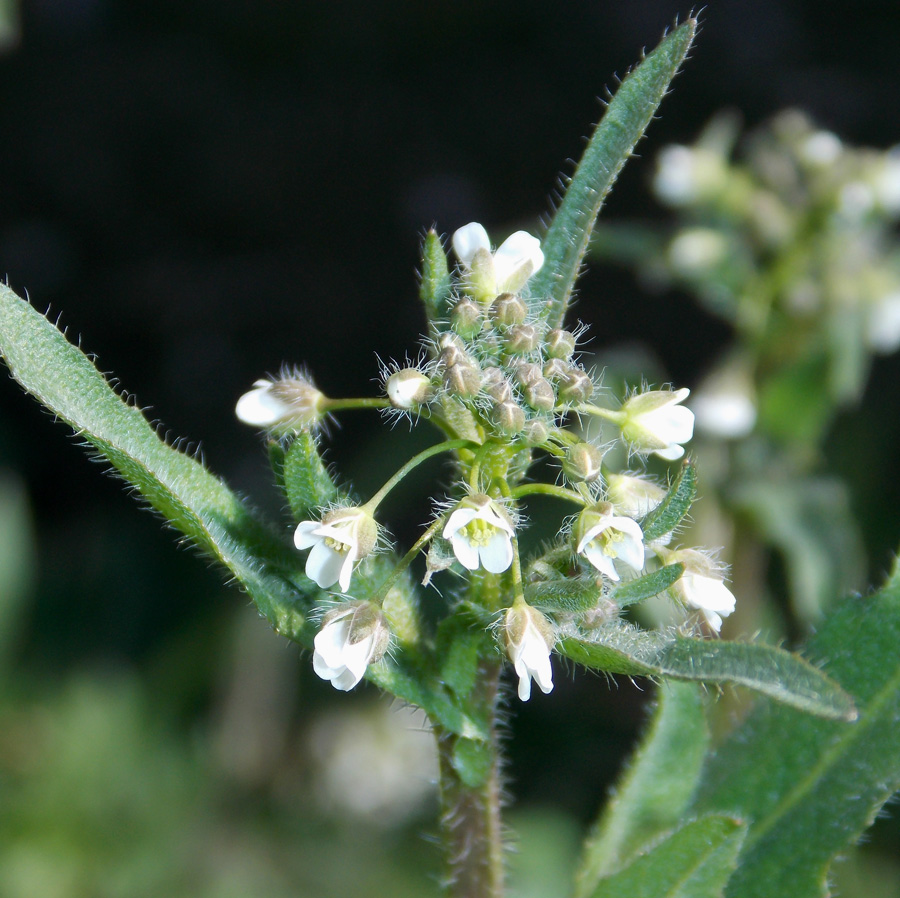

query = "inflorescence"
236;222;736;699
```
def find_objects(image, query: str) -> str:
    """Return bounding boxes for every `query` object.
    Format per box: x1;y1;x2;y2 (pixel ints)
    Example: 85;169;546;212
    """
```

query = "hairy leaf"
283;432;339;520
558;621;856;720
587;815;746;898
641;462;697;542
0;287;313;640
575;682;710;897
420;228;453;321
526;575;602;612
610;564;684;608
531;19;696;327
693;574;900;898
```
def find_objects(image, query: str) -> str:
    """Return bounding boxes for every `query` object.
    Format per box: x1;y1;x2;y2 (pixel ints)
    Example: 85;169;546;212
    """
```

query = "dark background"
2;0;900;854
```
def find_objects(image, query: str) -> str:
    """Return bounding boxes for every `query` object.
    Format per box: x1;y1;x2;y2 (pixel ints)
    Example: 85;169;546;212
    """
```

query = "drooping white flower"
313;603;390;691
452;222;544;302
295;507;378;592
504;603;554;702
236;375;324;432
620;388;695;460
665;548;736;634
576;505;645;581
442;494;515;574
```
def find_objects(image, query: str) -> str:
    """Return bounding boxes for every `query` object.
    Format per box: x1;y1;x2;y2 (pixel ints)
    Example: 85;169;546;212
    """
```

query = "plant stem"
435;655;505;898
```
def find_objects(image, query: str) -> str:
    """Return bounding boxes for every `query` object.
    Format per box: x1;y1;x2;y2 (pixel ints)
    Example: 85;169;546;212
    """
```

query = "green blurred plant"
1;18;899;898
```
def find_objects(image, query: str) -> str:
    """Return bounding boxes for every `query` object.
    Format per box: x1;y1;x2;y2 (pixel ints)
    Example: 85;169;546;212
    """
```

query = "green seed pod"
546;328;577;360
492;400;526;435
505;324;539;354
524;377;556;411
558;366;594;402
451;298;483;338
490;292;527;327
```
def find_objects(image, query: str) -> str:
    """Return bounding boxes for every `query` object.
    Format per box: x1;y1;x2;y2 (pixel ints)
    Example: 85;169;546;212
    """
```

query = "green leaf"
283;432;339;520
0;287;312;643
525;575;602;612
610;564;684;608
530;19;697;327
420;228;453;321
587;815;747;898
575;682;710;897
558;622;856;720
641;462;698;542
692;580;900;898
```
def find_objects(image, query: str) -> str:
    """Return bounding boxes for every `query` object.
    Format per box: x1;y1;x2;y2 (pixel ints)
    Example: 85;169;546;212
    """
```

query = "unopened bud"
546;328;576;360
385;367;433;409
513;361;543;387
558;367;594;402
524;377;556;411
521;419;549;446
451;298;483;338
490;293;527;327
562;441;604;483
486;377;513;403
443;360;482;397
505;323;540;354
492;400;526;435
542;357;569;382
236;375;325;433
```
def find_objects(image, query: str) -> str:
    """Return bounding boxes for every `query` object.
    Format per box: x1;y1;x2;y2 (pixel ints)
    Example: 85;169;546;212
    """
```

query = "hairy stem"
435;656;505;898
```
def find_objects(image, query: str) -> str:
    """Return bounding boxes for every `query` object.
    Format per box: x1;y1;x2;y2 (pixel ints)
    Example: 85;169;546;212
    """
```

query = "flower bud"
545;328;576;360
521;419;549;446
661;547;736;633
605;472;666;518
385;367;432;409
513;361;543;387
486;377;513;404
443;360;482;398
523;377;556;411
490;292;528;327
451;298;483;338
542;357;569;382
562;441;603;483
558;367;594;402
492;400;526;436
504;603;554;701
505;323;539;354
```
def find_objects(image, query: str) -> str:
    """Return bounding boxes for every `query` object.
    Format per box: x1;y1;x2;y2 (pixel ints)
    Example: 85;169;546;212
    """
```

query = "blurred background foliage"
2;1;900;894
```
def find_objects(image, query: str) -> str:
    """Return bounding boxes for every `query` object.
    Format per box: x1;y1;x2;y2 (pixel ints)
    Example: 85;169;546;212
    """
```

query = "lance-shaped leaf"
585;815;746;898
530;19;696;327
575;682;710;897
283;432;339;520
0;287;315;641
610;564;684;608
525;575;602;612
641;461;697;542
557;620;856;720
420;228;453;322
691;574;900;898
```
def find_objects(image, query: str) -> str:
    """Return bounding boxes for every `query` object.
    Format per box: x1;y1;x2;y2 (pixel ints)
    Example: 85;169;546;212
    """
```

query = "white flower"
295;507;378;592
236;375;324;432
505;604;554;701
442;494;515;574
576;505;645;581
653;145;726;207
452;222;544;302
620;388;695;460
666;549;736;634
313;603;389;691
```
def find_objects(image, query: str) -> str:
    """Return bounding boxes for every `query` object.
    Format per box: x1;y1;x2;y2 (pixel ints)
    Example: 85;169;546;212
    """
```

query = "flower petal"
452;222;491;266
235;383;292;427
478;531;514;574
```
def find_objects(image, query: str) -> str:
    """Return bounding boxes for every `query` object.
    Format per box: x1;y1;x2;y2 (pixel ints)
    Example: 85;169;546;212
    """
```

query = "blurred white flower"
295;507;378;592
452;222;544;301
620;388;695;460
576;506;645;581
505;604;554;701
442;494;515;574
866;291;900;354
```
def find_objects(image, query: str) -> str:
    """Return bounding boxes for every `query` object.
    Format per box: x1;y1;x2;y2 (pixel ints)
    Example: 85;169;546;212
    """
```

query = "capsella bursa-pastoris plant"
235;219;734;698
1;19;867;898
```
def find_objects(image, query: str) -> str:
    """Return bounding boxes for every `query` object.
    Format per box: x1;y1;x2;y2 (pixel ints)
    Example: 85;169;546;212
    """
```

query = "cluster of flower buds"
235;221;734;701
